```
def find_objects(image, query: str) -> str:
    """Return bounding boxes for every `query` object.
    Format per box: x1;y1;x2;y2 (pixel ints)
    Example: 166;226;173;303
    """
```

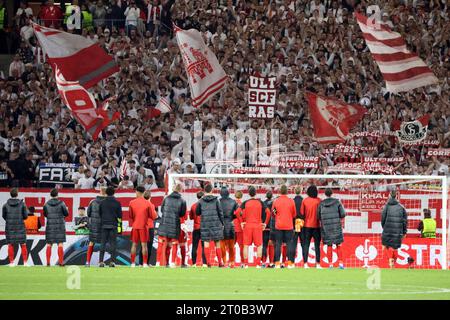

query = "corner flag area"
1;267;450;300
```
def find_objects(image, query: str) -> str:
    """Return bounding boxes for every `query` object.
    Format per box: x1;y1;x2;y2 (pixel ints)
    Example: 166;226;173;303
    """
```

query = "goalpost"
168;173;448;269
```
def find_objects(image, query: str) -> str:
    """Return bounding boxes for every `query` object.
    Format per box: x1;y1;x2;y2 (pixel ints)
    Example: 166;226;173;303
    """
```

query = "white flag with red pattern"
174;24;228;107
306;92;367;144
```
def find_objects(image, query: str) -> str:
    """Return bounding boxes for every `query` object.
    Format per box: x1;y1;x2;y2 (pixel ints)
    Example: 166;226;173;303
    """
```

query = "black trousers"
138;228;155;265
289;231;302;262
274;230;294;263
191;229;206;265
100;227;117;263
301;227;321;263
262;230;271;258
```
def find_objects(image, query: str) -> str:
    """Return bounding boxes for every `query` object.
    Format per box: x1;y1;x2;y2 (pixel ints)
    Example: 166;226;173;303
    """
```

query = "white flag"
174;25;228;107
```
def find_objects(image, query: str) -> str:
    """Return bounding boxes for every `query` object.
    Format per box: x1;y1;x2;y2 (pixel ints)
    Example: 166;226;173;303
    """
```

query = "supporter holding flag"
271;185;296;269
196;184;224;267
300;185;322;268
157;184;186;267
189;191;207;267
44;188;69;267
129;185;156;268
85;187;106;267
2;188;29;267
240;186;270;268
381;190;407;269
219;187;238;268
318;188;346;269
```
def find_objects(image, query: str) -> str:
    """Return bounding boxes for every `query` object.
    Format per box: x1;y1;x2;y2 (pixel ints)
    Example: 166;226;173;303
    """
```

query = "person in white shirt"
143;176;158;190
215;138;236;161
118;175;134;189
124;1;140;34
76;170;95;189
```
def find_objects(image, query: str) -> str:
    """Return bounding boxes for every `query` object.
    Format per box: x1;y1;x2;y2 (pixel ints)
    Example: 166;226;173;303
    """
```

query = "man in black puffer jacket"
44;188;69;267
2;188;29;267
219;187;238;267
381;190;407;268
318;188;346;269
197;184;224;267
98;186;122;267
157;183;186;267
85;187;106;266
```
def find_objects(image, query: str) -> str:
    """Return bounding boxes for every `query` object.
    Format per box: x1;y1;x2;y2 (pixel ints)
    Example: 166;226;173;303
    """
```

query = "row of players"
2;183;414;268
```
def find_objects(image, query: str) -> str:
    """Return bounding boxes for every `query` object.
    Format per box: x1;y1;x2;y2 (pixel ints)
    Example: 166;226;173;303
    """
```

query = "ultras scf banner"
248;76;277;119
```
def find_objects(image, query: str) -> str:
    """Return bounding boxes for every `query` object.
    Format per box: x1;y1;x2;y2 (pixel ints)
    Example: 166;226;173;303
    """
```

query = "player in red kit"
300;185;322;268
189;191;207;267
272;185;296;269
233;190;244;266
129;186;157;267
137;190;158;266
240;186;270;268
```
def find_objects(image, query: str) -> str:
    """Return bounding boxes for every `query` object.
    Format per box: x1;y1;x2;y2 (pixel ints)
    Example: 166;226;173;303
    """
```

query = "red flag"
32;22;118;89
55;68;120;140
146;96;172;120
306;92;367;144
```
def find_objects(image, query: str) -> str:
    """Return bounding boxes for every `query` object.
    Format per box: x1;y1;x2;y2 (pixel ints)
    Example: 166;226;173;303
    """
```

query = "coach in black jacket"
99;186;122;267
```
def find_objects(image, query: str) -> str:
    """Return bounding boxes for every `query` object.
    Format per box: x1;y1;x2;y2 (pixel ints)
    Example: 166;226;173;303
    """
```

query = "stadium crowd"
0;0;449;190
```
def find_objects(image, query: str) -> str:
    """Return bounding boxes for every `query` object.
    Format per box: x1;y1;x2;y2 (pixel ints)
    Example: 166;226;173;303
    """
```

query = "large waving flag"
146;96;172;120
174;25;228;107
32;22;118;89
306;92;367;144
55;68;120;140
355;13;438;93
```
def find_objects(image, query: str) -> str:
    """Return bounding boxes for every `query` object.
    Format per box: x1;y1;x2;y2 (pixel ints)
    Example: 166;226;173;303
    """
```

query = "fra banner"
248;76;277;119
38;163;79;185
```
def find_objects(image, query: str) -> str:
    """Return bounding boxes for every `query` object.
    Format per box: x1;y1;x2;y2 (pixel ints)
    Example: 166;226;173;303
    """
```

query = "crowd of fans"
0;0;449;190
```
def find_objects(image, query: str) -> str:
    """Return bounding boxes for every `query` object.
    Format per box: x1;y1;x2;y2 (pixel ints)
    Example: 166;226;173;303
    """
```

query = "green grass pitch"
1;267;450;300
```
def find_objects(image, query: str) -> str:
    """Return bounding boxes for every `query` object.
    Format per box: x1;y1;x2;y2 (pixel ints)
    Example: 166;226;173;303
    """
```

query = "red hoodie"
189;202;201;230
300;197;321;228
129;197;157;229
241;198;270;228
272;195;296;230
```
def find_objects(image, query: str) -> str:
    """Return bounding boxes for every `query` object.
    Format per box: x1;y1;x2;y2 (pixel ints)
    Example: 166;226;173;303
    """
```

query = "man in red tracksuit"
129;186;157;267
272;185;297;268
240;186;270;268
300;185;322;269
189;191;207;267
233;190;244;266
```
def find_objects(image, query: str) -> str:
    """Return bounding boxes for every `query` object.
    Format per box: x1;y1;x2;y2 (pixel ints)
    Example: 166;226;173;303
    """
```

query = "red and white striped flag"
146;96;172;119
355;13;438;93
174;24;228;107
32;22;119;89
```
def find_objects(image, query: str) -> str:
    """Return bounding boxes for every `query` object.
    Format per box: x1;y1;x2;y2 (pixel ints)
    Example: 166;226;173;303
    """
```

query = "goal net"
167;173;448;269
